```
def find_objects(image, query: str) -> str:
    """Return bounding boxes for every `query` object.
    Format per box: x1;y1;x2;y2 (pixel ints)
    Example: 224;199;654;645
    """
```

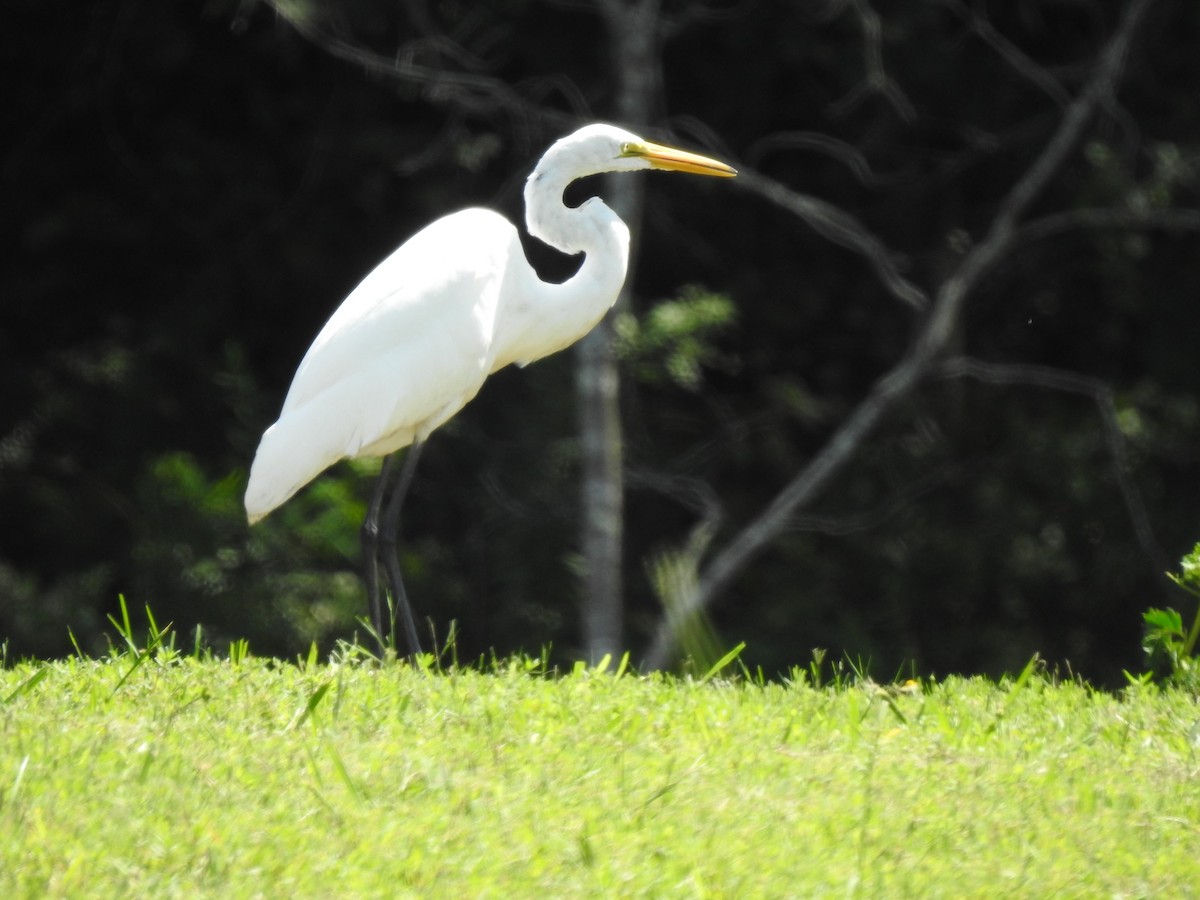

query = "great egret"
244;123;736;655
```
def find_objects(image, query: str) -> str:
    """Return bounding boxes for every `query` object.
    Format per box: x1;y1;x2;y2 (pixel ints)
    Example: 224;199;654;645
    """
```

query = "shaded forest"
4;0;1198;684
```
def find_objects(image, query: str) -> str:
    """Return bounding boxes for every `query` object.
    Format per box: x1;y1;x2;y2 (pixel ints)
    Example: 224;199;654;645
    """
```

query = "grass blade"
2;667;49;705
702;642;746;681
287;681;332;731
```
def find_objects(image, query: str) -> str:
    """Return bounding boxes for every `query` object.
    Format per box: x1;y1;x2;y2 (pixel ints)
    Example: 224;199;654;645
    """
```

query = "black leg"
380;441;425;658
362;454;398;657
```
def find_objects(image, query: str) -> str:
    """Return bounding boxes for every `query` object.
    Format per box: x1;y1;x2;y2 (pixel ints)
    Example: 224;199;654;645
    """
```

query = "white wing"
245;208;521;522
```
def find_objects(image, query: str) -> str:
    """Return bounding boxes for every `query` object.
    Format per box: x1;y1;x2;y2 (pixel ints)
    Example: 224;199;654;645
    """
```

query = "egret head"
535;123;737;182
524;123;735;256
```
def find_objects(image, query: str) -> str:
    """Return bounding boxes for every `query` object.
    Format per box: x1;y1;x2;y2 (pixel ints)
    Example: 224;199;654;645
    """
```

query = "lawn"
2;644;1199;897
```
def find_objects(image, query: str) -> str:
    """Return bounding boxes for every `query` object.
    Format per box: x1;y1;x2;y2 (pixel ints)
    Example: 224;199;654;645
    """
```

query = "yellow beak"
622;140;737;177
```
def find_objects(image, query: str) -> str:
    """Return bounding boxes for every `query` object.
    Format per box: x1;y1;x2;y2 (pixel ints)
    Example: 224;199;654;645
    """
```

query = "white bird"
245;123;736;655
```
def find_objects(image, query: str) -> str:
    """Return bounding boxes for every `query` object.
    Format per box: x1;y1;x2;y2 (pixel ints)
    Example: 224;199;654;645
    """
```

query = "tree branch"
733;168;930;311
1012;207;1200;247
744;131;889;187
824;0;916;123
262;0;581;129
643;0;1160;669
943;0;1072;108
935;356;1170;576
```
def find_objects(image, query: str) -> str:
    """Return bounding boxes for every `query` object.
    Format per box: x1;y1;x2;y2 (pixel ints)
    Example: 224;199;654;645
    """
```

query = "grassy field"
2;642;1199;897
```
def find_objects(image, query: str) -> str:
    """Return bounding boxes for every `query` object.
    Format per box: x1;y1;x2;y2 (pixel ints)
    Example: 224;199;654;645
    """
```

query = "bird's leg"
379;440;425;659
362;454;399;658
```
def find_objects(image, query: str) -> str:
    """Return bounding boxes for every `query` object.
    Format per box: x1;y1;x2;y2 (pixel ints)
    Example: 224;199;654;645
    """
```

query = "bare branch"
642;347;928;668
935;356;1170;575
627;468;724;525
824;0;916;123
944;0;1072;108
1012;207;1200;247
643;0;1160;669
262;0;580;129
782;464;972;537
659;0;760;38
914;0;1155;363
733;167;930;311
744;131;886;187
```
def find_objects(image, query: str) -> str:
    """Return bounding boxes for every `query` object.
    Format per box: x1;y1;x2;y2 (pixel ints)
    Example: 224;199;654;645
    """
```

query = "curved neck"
525;160;621;257
490;166;631;370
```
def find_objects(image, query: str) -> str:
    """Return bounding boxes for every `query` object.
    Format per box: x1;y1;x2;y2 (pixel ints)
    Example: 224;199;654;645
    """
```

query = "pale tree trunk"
575;321;623;662
576;0;661;661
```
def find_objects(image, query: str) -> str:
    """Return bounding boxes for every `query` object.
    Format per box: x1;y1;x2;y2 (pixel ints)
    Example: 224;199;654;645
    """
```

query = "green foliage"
128;451;368;656
3;650;1200;895
1171;544;1200;598
1140;543;1200;689
615;287;737;390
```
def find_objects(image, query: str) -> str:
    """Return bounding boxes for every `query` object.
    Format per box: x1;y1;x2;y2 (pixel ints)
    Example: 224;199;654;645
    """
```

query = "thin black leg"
362;454;398;657
380;441;425;658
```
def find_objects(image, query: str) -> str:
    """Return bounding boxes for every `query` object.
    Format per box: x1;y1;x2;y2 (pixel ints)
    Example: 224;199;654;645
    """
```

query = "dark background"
3;0;1198;684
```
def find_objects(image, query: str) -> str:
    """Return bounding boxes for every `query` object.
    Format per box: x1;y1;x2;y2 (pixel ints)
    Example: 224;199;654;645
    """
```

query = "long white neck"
490;160;631;370
525;158;629;258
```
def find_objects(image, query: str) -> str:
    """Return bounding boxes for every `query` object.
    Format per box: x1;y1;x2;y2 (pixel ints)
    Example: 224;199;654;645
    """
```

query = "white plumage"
242;123;734;654
245;124;734;523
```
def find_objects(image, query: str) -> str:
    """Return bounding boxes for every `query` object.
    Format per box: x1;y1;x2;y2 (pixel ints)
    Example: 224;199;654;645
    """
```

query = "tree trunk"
576;0;661;661
576;321;624;662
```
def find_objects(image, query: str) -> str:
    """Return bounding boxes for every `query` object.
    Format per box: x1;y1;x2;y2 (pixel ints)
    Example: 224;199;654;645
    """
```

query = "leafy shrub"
1140;543;1200;689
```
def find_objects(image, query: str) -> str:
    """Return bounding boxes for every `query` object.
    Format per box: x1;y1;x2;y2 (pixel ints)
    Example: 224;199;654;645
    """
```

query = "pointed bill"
622;140;737;177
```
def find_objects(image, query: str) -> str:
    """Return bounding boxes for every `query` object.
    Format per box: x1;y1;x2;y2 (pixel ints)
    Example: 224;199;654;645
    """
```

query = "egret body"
245;123;735;654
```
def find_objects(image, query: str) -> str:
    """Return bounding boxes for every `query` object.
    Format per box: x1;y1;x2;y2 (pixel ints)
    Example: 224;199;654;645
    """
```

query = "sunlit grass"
1;628;1199;896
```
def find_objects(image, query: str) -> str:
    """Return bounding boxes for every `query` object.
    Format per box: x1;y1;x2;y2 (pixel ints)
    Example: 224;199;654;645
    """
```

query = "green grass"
2;647;1199;897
